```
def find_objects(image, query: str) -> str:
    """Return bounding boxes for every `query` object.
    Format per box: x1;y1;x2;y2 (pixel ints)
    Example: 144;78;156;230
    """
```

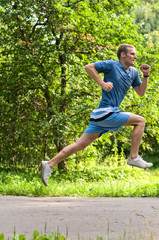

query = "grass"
0;156;159;197
0;229;158;240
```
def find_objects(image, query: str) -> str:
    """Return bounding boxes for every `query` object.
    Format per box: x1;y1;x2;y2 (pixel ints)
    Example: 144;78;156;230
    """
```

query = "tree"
1;0;150;168
134;0;159;34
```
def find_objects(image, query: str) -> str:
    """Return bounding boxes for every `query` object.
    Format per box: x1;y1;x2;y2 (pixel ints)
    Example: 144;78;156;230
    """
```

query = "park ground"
1;196;159;240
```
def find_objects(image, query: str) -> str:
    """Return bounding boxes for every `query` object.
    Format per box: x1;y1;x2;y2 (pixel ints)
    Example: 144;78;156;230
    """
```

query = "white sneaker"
127;155;153;169
41;161;52;186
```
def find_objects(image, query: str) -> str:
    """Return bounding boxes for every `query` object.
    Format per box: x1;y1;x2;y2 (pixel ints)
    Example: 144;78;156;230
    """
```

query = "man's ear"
121;52;126;58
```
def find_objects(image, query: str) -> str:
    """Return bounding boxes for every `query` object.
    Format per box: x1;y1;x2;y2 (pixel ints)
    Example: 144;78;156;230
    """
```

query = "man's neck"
119;60;130;69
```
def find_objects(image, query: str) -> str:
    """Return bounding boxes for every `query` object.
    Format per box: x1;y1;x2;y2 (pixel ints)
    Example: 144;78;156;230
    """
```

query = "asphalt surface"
0;196;159;240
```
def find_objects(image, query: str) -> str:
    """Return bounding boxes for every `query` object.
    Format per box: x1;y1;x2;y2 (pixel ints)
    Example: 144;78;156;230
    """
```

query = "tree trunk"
57;54;67;171
55;139;67;171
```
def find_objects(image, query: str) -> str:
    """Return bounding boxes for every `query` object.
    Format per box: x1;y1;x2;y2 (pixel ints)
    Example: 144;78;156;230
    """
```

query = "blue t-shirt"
94;60;141;109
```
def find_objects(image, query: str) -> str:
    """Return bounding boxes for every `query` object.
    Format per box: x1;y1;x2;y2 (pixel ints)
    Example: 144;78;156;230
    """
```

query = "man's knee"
124;114;145;127
134;115;145;130
138;116;145;128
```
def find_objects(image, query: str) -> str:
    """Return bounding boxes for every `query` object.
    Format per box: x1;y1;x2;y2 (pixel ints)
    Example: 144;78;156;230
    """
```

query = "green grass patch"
0;229;158;240
0;157;159;197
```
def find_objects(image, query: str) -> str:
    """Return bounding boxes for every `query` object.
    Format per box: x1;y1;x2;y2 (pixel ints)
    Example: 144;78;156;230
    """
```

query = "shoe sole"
127;162;153;169
41;162;48;186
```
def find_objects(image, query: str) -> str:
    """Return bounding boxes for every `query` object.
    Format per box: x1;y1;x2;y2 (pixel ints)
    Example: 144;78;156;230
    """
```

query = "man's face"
122;47;137;67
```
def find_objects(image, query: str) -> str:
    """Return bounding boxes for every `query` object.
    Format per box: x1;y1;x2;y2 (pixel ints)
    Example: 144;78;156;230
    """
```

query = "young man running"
41;44;153;186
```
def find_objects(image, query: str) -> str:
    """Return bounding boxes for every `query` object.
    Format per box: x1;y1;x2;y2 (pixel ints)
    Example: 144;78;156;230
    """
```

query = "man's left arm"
134;64;150;96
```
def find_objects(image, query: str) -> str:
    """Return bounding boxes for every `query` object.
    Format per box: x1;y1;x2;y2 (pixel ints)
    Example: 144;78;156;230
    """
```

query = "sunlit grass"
0;157;159;197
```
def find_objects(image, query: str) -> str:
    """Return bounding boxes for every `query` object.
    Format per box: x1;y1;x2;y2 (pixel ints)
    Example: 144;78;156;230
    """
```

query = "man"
41;44;153;186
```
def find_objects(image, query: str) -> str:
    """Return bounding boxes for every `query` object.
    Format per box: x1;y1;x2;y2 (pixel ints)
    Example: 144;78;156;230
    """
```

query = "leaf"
33;230;40;240
0;233;4;240
18;234;26;240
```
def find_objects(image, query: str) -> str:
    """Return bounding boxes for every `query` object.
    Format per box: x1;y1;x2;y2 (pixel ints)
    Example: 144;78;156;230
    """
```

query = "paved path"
0;196;159;240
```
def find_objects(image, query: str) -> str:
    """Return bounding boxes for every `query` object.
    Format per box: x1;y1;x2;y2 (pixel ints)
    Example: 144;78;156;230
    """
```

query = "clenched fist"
101;82;113;92
140;64;150;76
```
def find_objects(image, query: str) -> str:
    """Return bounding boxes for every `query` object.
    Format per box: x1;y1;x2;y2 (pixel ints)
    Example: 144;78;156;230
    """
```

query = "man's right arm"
84;63;113;92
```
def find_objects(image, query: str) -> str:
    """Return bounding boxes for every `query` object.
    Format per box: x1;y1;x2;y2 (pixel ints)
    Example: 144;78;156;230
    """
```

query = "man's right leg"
41;133;100;186
124;113;145;160
124;113;153;169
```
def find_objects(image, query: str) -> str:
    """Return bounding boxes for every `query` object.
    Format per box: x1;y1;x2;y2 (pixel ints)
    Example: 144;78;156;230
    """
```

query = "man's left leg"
124;113;153;169
41;133;100;186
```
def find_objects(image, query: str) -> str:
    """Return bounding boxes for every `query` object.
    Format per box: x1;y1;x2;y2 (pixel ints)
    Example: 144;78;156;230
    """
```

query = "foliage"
0;156;159;197
0;230;70;240
134;0;159;34
0;0;141;167
0;0;158;169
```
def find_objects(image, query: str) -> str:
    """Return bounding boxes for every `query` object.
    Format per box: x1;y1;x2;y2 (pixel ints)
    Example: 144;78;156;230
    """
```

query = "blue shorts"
84;111;130;136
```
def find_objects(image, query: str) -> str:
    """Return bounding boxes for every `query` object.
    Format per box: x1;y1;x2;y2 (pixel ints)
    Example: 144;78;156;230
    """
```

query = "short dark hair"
117;44;135;60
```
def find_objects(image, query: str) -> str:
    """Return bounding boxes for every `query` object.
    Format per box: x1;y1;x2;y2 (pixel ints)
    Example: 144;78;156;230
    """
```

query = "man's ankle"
129;155;138;160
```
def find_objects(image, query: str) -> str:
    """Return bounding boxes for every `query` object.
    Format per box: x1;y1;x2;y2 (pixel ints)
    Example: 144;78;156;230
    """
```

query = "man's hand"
140;64;150;76
134;64;150;96
84;63;113;91
101;82;113;92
